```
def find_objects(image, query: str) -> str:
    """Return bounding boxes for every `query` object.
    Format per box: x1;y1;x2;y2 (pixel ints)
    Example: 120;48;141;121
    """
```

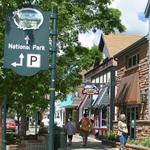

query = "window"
128;54;139;68
94;109;100;128
103;73;106;83
96;77;99;83
100;106;107;128
107;72;111;83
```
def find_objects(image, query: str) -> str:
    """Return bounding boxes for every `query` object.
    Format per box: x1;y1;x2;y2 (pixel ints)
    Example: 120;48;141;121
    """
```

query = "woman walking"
79;113;92;146
118;114;128;150
65;117;76;146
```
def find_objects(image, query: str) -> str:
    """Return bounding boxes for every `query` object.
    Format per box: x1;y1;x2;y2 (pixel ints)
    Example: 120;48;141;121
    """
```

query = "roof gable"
99;34;143;58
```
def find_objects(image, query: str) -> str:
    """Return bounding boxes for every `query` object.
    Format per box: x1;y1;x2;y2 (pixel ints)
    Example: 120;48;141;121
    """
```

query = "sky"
79;0;149;48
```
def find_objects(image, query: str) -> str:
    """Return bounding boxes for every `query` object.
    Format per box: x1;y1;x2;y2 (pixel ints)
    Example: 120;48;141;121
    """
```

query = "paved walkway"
67;134;118;150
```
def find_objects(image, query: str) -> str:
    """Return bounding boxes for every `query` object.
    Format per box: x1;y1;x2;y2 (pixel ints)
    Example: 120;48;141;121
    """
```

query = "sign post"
4;8;50;76
4;6;58;150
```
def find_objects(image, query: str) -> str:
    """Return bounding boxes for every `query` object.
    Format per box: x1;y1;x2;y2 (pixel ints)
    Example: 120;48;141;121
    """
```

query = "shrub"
104;130;117;141
140;136;150;147
127;136;150;148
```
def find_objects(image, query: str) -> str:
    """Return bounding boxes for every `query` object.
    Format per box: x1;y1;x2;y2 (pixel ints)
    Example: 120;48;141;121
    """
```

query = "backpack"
79;117;91;132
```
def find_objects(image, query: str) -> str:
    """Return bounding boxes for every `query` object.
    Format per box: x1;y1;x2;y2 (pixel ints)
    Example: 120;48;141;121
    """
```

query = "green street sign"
4;8;50;76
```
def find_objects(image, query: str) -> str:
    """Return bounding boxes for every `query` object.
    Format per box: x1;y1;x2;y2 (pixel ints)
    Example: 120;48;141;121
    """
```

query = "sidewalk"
67;134;118;150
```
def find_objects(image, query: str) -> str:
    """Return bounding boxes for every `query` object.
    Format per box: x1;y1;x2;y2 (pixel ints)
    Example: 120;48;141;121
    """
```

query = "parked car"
6;118;16;132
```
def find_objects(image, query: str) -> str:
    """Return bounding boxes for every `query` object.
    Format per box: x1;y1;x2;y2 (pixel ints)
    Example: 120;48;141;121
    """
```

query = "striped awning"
92;87;109;108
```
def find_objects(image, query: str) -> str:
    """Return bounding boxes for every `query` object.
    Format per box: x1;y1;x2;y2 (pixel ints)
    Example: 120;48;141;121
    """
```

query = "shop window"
94;109;100;128
100;106;107;128
94;115;99;128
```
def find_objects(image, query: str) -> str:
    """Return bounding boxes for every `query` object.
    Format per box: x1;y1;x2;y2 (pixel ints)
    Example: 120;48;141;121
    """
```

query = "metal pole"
110;67;115;130
48;6;57;150
2;95;7;150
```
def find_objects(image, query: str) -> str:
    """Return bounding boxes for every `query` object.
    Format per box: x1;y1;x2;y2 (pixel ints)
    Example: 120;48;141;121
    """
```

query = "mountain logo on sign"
13;8;44;30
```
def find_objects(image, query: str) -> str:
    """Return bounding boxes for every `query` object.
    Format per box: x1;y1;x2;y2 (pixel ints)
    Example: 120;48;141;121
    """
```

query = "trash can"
54;127;67;150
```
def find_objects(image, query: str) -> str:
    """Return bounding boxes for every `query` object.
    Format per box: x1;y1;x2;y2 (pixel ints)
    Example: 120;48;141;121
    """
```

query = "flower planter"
102;139;150;150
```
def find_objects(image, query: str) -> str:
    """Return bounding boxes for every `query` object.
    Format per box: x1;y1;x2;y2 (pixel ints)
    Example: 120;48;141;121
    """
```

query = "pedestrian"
41;116;49;127
117;114;128;150
38;122;48;135
79;113;92;146
55;115;62;127
65;117;76;146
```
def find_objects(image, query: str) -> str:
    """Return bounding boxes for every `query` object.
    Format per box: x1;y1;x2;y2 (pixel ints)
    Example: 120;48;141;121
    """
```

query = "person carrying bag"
118;114;128;150
79;113;92;146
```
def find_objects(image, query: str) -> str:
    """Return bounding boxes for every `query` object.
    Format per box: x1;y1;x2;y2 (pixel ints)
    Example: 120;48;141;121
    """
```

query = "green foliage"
140;137;150;147
104;130;117;141
127;136;150;148
0;0;125;114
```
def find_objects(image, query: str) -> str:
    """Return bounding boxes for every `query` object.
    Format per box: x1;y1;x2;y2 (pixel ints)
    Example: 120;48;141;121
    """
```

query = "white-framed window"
107;72;111;83
128;54;139;68
96;77;99;83
92;79;96;83
103;73;106;83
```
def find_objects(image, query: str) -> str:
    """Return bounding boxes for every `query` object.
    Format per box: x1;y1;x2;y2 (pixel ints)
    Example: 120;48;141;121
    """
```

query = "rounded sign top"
13;8;44;30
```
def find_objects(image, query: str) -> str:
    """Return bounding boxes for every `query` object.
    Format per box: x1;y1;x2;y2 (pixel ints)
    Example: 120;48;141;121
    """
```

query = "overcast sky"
79;0;149;48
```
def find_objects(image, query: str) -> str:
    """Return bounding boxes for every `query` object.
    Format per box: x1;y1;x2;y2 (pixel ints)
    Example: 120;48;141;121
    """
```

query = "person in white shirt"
41;116;49;127
65;117;76;146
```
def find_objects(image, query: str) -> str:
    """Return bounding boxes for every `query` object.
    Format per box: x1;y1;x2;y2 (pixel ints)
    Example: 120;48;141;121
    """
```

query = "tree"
0;0;125;143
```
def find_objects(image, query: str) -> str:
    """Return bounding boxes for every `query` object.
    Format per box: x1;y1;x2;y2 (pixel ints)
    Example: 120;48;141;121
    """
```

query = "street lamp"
48;6;57;150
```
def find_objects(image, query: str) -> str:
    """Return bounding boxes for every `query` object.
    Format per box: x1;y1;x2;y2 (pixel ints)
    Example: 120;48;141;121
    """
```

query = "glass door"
127;107;138;140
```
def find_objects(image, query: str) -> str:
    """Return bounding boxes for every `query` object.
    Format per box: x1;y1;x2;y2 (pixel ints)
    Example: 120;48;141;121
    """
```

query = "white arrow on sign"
11;53;24;67
25;35;30;45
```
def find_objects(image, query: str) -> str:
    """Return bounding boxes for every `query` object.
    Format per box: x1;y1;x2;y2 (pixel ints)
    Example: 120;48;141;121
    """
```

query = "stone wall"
136;120;150;140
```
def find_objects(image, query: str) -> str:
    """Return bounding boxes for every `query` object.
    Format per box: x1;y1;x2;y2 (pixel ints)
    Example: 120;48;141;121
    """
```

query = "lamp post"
48;6;57;150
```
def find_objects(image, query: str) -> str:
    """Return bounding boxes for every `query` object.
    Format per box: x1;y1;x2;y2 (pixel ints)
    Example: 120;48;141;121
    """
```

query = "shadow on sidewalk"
67;141;116;150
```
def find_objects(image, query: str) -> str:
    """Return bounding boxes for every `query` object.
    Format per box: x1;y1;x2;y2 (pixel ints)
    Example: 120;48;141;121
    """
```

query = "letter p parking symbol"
27;54;41;68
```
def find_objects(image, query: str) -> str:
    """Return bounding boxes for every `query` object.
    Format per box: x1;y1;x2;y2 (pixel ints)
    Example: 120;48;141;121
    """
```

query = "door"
127;107;138;140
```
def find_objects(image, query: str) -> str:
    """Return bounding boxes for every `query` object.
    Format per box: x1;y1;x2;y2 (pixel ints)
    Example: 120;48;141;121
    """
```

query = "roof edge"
114;35;147;59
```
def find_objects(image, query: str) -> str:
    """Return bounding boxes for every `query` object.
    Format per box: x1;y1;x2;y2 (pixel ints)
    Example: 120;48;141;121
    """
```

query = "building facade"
83;34;142;136
114;36;150;139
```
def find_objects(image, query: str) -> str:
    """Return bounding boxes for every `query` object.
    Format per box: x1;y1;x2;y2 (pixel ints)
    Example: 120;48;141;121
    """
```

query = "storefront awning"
78;94;89;109
115;72;140;105
92;87;109;108
60;95;73;108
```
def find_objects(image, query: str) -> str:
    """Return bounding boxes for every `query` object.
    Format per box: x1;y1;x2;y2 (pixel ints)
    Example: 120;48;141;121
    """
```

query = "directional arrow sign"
11;53;24;67
24;36;30;45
